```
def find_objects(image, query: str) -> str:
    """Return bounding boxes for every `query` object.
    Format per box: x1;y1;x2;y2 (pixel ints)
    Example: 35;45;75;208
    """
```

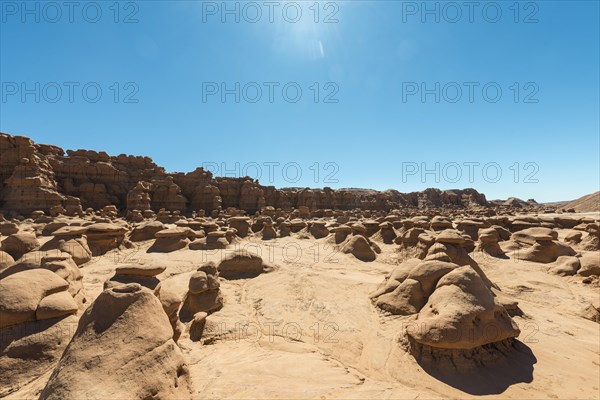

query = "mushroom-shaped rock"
435;229;466;245
564;231;583;244
474;227;505;257
129;221;165;241
362;220;380;237
180;263;223;320
0;222;19;236
260;220;277;240
41;255;84;301
188;271;209;294
105;263;165;290
85;223;127;255
455;220;483;241
189;230;229;250
334;225;352;244
341;235;377;262
39;226;92;266
40;284;193;400
278;221;291;237
375;222;397;244
430;216;452;231
149;228;191;253
511;227;558;245
408;266;520;350
513;240;576;264
350;223;367;236
228;216;251;238
189;312;208;341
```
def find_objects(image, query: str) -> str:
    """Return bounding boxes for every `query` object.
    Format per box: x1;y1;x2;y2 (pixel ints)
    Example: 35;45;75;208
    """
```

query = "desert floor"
7;212;600;400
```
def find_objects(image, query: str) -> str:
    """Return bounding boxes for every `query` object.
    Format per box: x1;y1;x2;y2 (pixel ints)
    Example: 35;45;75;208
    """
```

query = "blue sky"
1;0;598;202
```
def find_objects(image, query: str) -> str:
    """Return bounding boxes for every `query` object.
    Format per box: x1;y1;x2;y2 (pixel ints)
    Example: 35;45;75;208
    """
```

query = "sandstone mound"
548;256;581;276
40;283;192;400
180;261;223;323
0;250;15;270
190;230;230;250
40;226;92;265
309;220;329;239
341;234;377;262
217;250;269;279
506;228;576;263
260;219;278;240
0;232;39;260
85;223;127;255
577;252;600;277
474;227;505;258
374;260;457;315
580;223;599;251
129;220;165;241
408;266;520;350
0;269;75;329
0;315;79;397
149;227;191;252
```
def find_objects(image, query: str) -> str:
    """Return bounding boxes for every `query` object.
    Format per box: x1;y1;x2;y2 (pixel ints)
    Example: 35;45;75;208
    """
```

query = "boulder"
549;256;581;276
408;266;520;349
218;250;265;279
0;269;70;328
35;291;78;320
0;250;15;270
40;284;193;400
309;221;329;239
341;235;377;262
1;232;40;260
129;221;165;241
578;252;600;277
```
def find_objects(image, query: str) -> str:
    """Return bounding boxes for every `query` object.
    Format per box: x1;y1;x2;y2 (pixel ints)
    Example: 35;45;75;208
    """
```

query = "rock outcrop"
1;133;491;215
40;283;192;400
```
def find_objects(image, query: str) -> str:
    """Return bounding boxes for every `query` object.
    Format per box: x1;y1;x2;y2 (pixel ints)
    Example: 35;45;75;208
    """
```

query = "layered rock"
1;133;492;215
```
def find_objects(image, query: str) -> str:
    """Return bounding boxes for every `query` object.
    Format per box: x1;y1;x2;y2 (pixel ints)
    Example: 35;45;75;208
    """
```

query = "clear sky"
1;1;598;202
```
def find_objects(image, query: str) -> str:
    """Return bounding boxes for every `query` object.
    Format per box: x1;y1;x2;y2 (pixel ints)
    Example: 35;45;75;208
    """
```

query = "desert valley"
0;132;598;399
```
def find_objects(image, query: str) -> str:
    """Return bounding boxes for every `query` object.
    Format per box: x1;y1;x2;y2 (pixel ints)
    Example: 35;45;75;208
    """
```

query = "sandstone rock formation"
180;262;223;321
217;250;268;279
1;133;492;215
40;283;192;400
0;269;75;329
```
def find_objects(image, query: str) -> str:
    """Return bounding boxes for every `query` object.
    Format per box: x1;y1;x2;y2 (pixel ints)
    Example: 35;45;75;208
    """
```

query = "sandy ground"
5;214;600;399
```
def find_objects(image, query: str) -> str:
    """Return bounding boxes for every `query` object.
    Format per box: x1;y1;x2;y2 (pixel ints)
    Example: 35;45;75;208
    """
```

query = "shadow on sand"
416;340;537;395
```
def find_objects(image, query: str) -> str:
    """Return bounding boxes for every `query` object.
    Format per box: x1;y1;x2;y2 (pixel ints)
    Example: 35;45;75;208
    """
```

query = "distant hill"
562;192;600;212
